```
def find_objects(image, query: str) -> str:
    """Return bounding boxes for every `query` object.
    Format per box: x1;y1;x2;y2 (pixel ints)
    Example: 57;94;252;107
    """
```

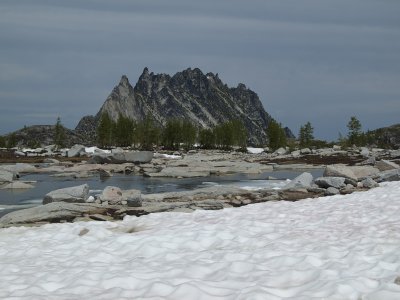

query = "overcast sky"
1;0;399;141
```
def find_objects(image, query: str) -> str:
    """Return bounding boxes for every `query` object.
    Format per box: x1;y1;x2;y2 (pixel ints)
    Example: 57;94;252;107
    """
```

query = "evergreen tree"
298;121;314;148
162;119;182;150
135;115;160;150
266;119;286;151
97;112;114;148
0;136;6;148
198;128;215;149
114;113;135;147
54;116;66;149
6;133;17;149
347;116;362;146
230;119;247;149
181;120;197;150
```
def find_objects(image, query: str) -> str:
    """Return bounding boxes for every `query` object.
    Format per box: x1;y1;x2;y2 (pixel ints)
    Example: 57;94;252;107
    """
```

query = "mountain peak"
81;67;292;145
119;75;130;87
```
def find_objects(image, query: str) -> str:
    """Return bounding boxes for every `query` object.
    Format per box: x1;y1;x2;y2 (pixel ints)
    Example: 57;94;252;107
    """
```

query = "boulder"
283;172;313;189
377;169;400;182
361;178;379;188
0;169;13;183
123;189;142;207
291;150;301;157
324;165;357;181
67;144;86;157
359;156;376;166
111;151;153;163
375;160;400;172
43;184;89;204
390;150;400;159
350;166;380;180
324;165;380;181
325;187;340;196
88;151;153;164
314;177;346;189
99;186;123;205
274;147;287;156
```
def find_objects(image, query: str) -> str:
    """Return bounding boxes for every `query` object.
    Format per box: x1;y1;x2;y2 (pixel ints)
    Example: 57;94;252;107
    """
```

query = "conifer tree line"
96;112;248;150
0;114;391;150
94;113;382;151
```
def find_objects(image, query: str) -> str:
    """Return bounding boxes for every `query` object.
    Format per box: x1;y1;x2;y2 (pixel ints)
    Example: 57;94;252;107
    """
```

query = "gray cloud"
0;0;399;140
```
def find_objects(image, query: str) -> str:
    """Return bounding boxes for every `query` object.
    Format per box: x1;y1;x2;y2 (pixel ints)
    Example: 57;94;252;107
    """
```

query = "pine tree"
54;117;66;149
266;119;286;151
114;113;135;147
198;128;215;149
135;115;160;150
299;121;314;148
97;112;114;148
347;116;362;146
181;120;197;150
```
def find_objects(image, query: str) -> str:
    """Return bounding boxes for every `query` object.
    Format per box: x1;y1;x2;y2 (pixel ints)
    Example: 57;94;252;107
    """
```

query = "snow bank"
247;147;264;154
1;183;400;299
84;147;111;154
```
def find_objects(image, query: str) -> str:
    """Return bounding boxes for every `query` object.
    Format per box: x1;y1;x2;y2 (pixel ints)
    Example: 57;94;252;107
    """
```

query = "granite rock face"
76;67;293;145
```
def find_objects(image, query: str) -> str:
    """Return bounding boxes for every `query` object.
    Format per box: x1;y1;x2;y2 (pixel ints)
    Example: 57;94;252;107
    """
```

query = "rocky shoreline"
1;145;400;227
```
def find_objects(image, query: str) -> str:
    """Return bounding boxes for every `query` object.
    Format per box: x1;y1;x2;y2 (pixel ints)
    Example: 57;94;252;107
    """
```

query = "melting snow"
1;182;400;299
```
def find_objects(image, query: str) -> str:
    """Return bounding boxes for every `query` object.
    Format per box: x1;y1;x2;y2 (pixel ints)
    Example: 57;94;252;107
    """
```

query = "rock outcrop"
76;67;293;145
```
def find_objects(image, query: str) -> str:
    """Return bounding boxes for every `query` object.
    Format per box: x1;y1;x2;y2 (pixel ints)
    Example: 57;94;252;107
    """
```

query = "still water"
0;169;323;215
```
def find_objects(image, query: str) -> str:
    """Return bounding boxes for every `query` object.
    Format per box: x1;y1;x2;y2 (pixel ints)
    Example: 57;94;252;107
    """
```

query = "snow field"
1;183;400;299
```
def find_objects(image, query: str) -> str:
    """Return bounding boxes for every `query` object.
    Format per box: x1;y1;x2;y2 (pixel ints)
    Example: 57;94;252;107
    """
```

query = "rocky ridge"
76;67;294;145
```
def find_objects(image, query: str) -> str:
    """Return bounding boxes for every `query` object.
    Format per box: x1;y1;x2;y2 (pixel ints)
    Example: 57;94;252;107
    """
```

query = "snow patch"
247;147;265;154
1;182;400;299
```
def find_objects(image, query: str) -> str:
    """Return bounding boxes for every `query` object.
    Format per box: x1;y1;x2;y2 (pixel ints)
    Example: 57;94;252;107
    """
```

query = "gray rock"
361;178;379;188
350;166;380;180
43;184;89;204
324;165;357;181
111;151;153;163
390;150;400;159
274;147;287;156
377;169;400;182
291;150;301;157
0;202;108;225
324;165;380;181
123;189;142;207
0;169;13;183
89;151;153;164
67;144;86;157
314;177;346;189
283;172;313;189
325;187;340;195
359;156;376;166
375;160;400;171
99;186;123;205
